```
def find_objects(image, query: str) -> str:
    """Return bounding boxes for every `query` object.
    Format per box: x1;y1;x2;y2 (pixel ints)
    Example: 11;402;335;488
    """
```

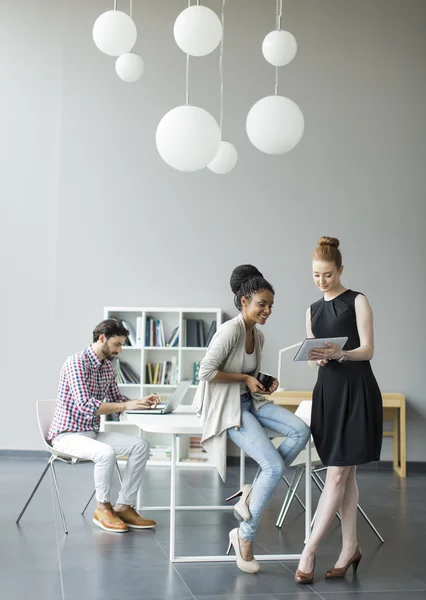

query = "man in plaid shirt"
48;319;158;533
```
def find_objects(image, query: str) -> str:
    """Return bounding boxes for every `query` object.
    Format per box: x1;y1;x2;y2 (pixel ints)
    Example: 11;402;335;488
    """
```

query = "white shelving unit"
101;306;222;468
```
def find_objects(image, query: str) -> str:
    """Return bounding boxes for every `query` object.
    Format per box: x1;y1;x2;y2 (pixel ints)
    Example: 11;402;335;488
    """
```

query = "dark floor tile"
61;564;193;600
195;595;318;600
309;573;426;594
319;593;426;599
3;459;426;600
176;562;310;596
0;569;63;600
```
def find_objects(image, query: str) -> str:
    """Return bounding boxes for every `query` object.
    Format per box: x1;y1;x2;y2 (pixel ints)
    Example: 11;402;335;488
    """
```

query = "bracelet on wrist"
337;351;348;363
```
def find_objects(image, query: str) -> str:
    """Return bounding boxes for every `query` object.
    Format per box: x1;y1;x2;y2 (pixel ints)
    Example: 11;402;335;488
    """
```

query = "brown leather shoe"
115;506;156;529
325;547;362;579
295;557;316;585
93;506;128;533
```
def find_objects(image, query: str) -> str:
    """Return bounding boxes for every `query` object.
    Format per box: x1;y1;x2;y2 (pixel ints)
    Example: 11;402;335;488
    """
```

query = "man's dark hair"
93;319;129;343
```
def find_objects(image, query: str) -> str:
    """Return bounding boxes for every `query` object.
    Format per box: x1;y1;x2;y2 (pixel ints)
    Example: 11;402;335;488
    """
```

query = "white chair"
16;400;122;534
274;401;384;543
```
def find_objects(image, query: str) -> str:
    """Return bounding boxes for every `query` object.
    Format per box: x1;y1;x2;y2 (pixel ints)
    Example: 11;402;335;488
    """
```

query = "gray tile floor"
2;458;426;600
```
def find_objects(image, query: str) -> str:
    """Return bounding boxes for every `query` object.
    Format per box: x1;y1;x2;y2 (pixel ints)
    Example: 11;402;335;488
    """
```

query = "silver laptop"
125;380;192;415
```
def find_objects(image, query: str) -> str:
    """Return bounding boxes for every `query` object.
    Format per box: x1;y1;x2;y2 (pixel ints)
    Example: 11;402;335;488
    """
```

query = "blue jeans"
227;393;310;541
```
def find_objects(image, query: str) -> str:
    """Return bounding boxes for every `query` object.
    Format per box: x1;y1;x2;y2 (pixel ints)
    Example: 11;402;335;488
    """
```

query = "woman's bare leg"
297;466;352;573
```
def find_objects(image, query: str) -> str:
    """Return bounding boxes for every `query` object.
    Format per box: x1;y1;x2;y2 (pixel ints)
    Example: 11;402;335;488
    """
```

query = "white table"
125;408;312;563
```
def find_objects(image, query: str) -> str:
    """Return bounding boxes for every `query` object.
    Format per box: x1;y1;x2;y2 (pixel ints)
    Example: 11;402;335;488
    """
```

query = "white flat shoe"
226;528;260;574
225;484;252;521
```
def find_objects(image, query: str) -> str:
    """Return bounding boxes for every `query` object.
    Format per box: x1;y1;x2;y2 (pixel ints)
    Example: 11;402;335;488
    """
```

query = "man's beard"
101;342;116;361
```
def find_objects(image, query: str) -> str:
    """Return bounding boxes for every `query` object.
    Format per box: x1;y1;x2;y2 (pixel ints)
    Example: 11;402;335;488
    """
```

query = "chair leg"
283;475;306;510
276;468;304;528
116;461;123;484
16;458;52;524
50;459;68;534
276;474;294;528
356;503;385;543
81;490;96;515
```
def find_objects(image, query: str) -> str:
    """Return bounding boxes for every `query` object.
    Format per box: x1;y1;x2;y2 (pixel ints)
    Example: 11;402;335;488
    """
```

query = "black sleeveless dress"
310;289;382;466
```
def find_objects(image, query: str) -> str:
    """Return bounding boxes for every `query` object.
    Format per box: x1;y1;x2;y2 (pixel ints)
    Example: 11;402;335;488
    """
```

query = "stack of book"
146;359;178;385
112;359;140;384
149;445;171;462
181;437;208;463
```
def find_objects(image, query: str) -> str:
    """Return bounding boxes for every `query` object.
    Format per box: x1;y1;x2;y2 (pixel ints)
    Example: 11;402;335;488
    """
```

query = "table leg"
305;441;312;543
393;409;399;474
399;402;407;478
240;448;245;489
170;434;177;561
137;427;143;511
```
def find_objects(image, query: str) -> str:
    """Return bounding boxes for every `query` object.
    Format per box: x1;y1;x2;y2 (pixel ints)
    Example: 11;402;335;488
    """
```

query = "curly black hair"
230;264;275;311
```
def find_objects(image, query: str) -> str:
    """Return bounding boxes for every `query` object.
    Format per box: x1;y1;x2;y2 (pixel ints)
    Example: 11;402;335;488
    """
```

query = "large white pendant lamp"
156;49;220;172
174;4;222;57
247;0;304;155
156;104;221;172
262;29;297;67
93;8;137;57
246;95;304;154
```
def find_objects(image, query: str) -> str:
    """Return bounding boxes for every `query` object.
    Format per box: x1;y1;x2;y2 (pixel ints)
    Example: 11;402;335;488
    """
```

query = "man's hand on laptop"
124;395;160;411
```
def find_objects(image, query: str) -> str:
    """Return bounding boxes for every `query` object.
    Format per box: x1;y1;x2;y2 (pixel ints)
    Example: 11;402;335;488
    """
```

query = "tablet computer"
293;337;348;362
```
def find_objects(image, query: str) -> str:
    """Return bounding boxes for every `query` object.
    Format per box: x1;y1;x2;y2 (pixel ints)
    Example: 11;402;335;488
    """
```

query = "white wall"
2;0;426;460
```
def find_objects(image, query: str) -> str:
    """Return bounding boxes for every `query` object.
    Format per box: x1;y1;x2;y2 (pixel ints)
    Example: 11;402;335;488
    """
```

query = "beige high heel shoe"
225;484;252;521
226;528;260;574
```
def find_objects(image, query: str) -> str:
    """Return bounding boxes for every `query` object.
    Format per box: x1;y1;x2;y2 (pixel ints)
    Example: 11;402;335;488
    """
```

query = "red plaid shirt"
47;346;128;441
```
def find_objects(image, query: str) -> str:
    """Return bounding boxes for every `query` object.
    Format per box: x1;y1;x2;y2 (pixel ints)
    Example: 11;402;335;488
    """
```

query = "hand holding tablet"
293;337;348;362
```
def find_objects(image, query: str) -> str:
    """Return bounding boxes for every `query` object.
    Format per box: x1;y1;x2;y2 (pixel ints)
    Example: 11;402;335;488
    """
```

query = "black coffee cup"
257;372;275;391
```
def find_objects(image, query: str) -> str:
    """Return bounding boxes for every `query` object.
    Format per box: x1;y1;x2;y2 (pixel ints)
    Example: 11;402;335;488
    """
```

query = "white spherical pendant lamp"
173;5;222;57
93;10;137;57
207;141;238;174
262;30;297;66
156;105;221;172
115;53;144;82
246;95;304;155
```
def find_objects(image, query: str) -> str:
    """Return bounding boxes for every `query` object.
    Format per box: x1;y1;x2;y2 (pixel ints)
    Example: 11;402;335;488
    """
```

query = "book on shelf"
145;317;167;347
193;361;200;385
166;326;179;347
206;321;217;346
145;358;178;385
121;320;137;347
182;319;216;347
112;358;140;384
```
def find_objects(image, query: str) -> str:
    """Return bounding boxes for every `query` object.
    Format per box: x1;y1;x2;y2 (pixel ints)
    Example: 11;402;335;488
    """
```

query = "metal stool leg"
116;461;123;484
81;490;96;515
356;503;384;543
276;468;304;528
16;458;52;524
50;459;68;534
283;474;306;510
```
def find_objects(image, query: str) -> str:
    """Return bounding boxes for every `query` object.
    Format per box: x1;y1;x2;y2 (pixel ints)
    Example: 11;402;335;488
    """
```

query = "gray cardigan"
194;313;272;481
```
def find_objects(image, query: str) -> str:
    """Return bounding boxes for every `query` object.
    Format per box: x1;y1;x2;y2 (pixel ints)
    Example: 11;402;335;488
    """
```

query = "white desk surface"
124;407;202;435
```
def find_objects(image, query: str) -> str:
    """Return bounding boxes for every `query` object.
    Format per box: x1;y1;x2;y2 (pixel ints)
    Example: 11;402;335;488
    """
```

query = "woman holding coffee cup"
195;265;310;574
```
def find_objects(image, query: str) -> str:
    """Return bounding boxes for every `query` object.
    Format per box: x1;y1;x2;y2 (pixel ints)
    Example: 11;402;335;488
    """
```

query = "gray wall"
2;0;425;460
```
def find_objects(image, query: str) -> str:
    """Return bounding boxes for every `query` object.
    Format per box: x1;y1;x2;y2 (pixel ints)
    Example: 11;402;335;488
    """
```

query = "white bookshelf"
101;306;222;468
